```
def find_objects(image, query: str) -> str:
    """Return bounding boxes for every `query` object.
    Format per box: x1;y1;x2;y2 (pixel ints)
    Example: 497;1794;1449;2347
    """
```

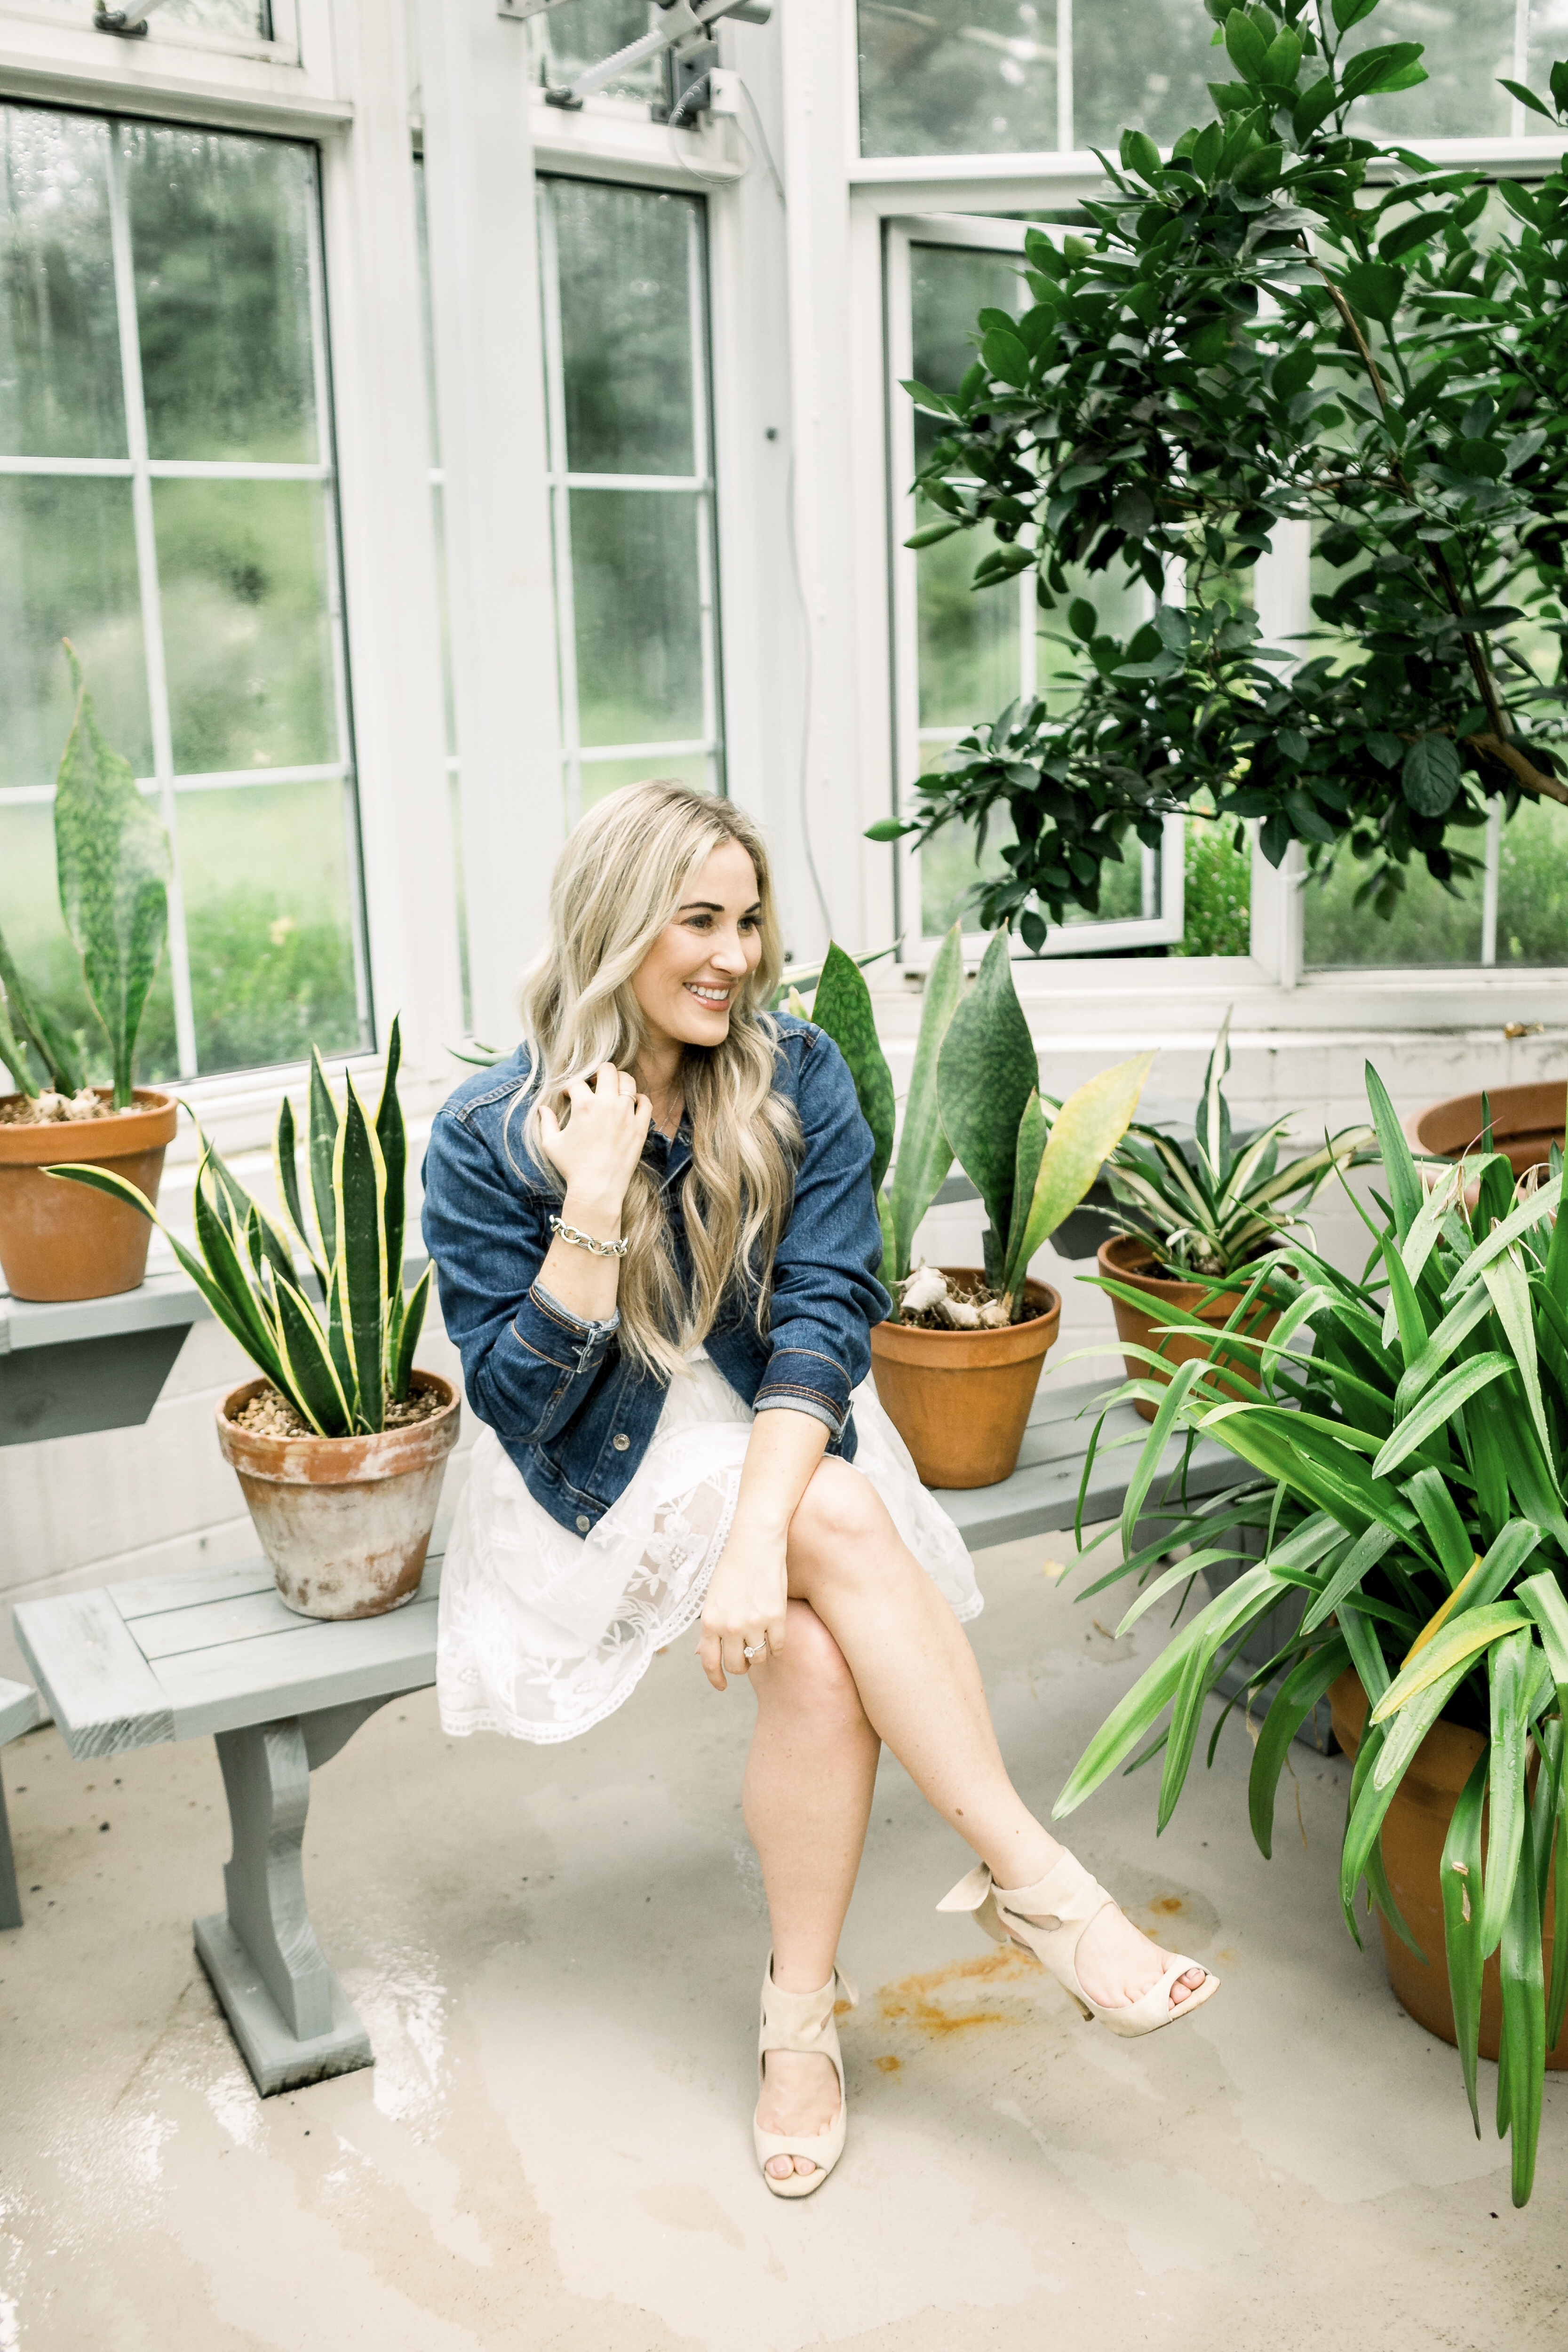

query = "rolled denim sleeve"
421;1104;619;1446
753;1029;891;1440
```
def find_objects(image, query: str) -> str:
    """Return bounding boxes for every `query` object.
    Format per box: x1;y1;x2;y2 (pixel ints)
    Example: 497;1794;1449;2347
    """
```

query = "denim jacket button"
612;1432;630;1451
575;1514;590;1532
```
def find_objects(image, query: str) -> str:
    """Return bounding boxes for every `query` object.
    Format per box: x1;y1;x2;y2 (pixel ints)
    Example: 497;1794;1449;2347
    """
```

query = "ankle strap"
759;1959;857;2057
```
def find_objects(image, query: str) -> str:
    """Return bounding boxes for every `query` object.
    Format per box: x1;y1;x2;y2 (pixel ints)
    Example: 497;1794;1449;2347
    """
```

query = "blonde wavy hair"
516;780;801;1382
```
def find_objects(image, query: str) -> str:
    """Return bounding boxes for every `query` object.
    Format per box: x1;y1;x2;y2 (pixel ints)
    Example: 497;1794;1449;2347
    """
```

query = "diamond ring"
743;1640;767;1661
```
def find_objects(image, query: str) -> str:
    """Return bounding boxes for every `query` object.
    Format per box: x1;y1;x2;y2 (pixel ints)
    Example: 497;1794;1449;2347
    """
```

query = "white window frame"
884;209;1184;964
8;0;301;69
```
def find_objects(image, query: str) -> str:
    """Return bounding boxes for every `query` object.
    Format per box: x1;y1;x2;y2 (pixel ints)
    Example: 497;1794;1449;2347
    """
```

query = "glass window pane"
0;109;123;460
0;475;150;790
1303;853;1483;966
153;478;337;772
128;125;318;463
569;488;705;746
1073;0;1232;156
860;0;1059;160
1174;812;1251;956
1528;0;1568;100
534;0;665;106
178;780;361;1072
581;750;714;809
554;182;696;477
154;1;273;35
1496;800;1568;964
918;523;1018;729
1343;0;1514;142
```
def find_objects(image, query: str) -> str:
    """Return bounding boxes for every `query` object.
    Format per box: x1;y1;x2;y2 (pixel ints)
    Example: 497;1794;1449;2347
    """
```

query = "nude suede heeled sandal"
754;1956;856;2198
938;1854;1219;2037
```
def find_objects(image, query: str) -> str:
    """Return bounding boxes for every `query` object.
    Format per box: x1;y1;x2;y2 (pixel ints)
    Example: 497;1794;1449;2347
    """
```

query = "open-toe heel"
938;1855;1219;2039
753;1955;855;2198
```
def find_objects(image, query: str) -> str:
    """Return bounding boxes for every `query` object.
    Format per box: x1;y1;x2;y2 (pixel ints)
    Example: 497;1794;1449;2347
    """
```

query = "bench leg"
0;1781;21;1932
194;1712;379;2097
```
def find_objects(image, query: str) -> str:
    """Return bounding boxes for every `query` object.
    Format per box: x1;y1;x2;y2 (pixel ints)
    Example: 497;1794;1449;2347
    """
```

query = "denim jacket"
420;1014;891;1537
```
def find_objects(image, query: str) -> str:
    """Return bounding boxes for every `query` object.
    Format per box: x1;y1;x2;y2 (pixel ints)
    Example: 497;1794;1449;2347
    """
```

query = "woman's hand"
699;1522;790;1691
538;1063;652;1231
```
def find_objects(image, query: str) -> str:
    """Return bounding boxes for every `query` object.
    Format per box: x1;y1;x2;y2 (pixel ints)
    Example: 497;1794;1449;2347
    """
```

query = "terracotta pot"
1098;1232;1280;1423
0;1089;177;1302
216;1374;461;1621
1330;1672;1568;2068
869;1269;1060;1489
1411;1081;1566;1185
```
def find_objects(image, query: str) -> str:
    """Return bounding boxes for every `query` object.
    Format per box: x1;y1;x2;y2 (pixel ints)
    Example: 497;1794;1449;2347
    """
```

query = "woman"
423;780;1216;2201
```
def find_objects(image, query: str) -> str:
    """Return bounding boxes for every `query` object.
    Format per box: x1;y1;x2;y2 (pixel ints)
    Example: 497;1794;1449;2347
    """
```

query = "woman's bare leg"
745;1598;880;2179
784;1460;1206;2013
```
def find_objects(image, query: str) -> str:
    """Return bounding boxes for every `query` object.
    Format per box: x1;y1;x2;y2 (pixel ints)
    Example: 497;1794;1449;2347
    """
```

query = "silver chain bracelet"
549;1213;629;1260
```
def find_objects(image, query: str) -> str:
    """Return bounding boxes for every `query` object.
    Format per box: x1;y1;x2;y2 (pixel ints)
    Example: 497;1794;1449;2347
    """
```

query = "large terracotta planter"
1098;1232;1280;1423
869;1269;1060;1489
216;1374;461;1621
1412;1081;1566;1182
0;1088;177;1302
1330;1672;1568;2068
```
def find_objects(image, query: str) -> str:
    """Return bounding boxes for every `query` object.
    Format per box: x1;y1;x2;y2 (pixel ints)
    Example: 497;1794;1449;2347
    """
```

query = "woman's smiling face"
631;838;763;1055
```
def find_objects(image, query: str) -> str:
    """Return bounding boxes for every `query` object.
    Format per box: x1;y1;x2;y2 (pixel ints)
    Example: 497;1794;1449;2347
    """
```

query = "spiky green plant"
1058;1064;1568;2205
804;928;1153;1320
1102;1009;1373;1280
0;642;170;1109
47;1019;430;1437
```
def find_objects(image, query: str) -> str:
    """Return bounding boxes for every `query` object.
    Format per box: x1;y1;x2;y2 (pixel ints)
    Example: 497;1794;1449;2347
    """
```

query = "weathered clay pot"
1098;1232;1280;1423
869;1269;1060;1489
1412;1081;1566;1184
0;1088;177;1302
1330;1672;1568;2068
216;1374;461;1621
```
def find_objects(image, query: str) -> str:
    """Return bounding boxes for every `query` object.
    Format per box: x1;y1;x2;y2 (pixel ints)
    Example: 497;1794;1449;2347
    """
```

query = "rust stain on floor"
877;1944;1042;2037
872;2054;902;2073
1144;1895;1186;1918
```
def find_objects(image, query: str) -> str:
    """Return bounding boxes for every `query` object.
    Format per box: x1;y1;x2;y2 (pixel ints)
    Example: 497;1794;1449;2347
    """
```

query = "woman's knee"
754;1599;862;1715
788;1457;891;1565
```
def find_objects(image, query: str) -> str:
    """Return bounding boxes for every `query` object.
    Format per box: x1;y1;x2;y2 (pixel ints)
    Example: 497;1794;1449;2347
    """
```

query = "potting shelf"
0;1250;432;1446
11;1370;1252;2099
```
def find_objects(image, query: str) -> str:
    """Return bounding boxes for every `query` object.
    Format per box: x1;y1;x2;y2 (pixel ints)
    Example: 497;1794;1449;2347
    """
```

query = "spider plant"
45;1018;430;1437
1103;1009;1372;1279
1058;1062;1568;2205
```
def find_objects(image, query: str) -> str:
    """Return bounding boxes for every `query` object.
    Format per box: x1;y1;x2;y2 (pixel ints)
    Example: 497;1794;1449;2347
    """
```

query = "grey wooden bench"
0;1677;41;1930
13;1375;1246;2098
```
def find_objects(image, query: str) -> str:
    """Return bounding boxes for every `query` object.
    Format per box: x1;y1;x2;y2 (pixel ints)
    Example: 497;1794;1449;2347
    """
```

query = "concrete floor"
2;1530;1566;2352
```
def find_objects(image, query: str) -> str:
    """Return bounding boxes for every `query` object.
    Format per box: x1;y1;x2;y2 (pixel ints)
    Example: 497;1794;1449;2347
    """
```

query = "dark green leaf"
812;943;897;1198
1224;8;1269;82
1402;733;1462;816
938;931;1038;1275
1339;260;1408;324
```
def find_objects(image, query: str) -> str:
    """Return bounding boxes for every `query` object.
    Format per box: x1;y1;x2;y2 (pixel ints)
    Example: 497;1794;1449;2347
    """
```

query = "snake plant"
0;644;170;1110
48;1019;430;1437
1059;1063;1568;2204
804;928;1152;1321
1102;1009;1372;1280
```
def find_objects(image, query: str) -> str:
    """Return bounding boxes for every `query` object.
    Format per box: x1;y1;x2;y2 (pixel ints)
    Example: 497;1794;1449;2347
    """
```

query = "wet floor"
2;1530;1565;2350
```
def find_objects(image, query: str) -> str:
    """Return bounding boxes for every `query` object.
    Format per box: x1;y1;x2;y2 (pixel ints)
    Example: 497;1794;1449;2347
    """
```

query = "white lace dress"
437;1348;982;1744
